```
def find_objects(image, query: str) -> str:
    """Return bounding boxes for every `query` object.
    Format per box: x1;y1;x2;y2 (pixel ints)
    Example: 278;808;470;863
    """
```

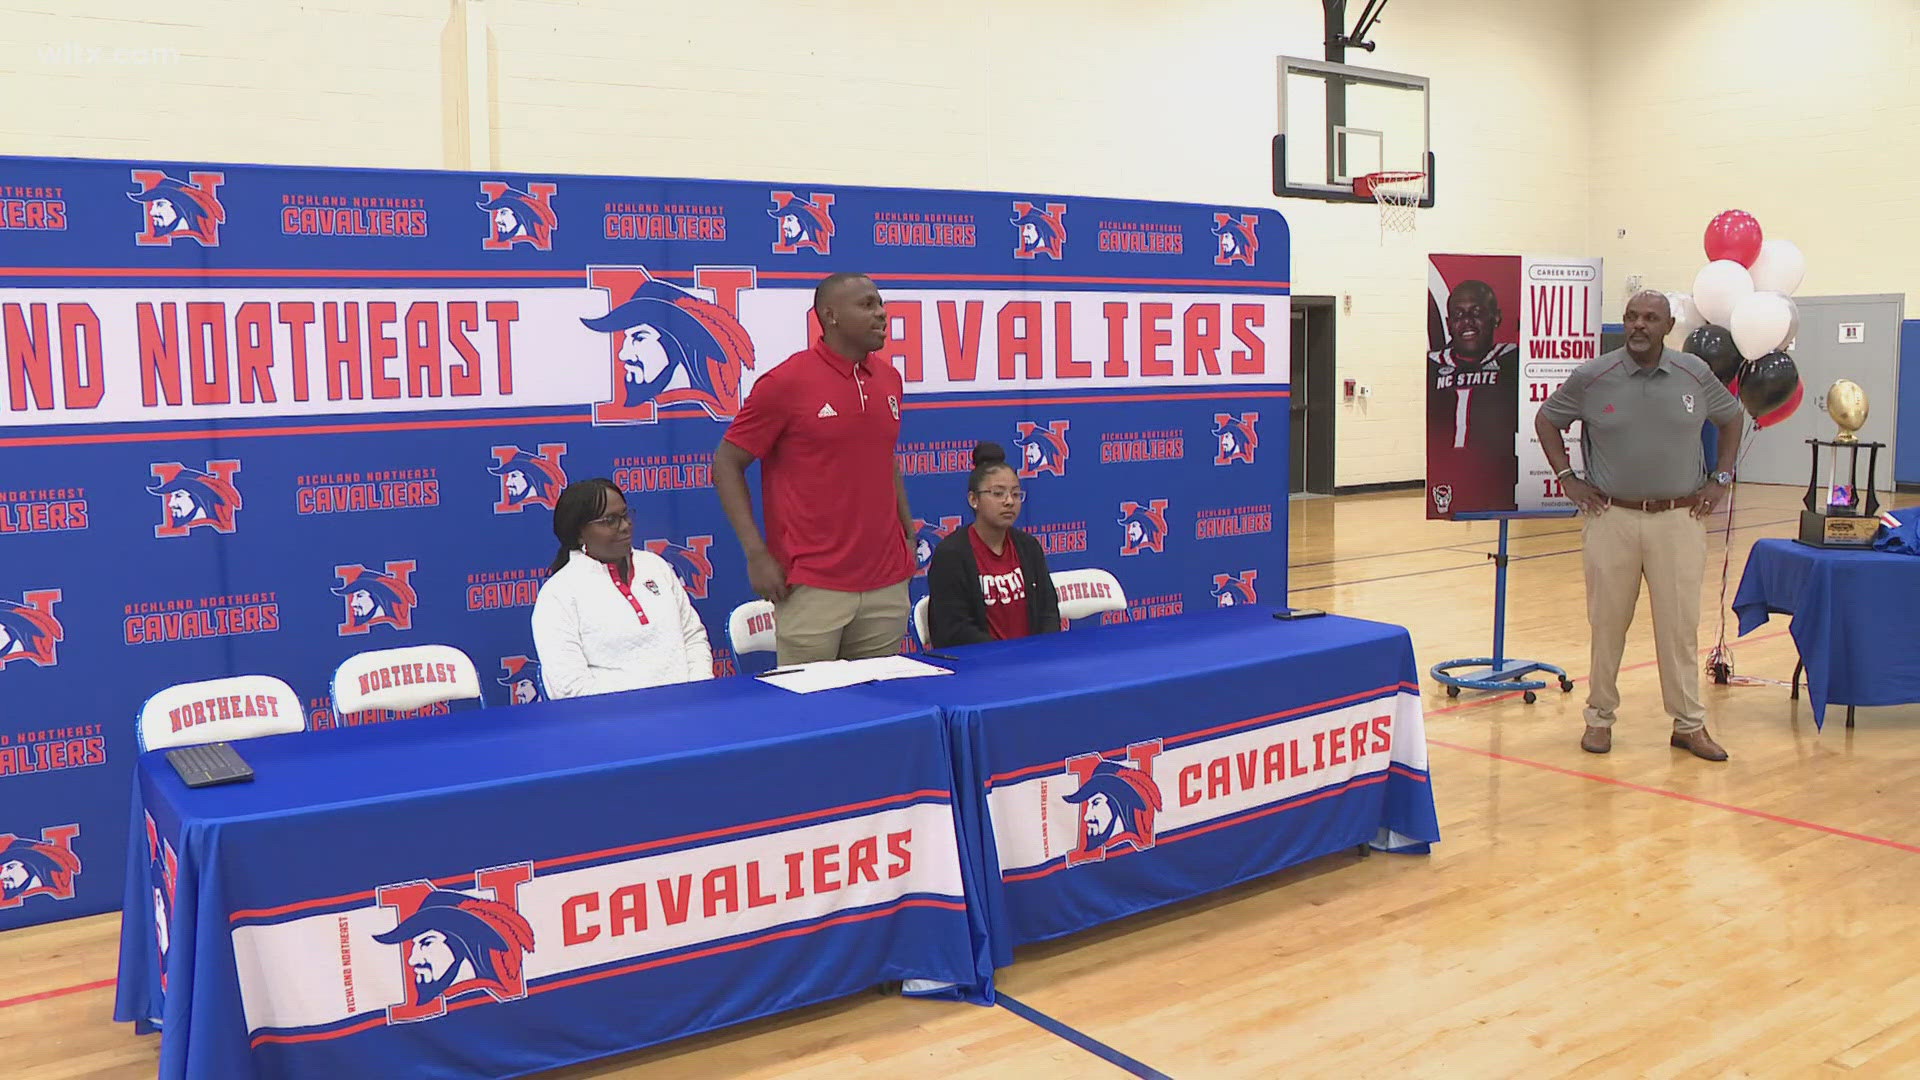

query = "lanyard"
605;562;651;625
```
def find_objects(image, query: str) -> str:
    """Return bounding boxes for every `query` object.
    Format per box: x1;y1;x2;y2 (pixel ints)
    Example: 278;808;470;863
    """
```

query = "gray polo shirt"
1538;347;1743;500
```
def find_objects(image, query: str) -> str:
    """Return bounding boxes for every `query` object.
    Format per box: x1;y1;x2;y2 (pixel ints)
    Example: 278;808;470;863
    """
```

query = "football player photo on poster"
1425;254;1600;519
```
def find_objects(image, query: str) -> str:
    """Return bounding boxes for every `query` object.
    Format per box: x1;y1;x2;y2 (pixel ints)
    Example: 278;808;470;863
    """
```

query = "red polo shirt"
723;338;913;592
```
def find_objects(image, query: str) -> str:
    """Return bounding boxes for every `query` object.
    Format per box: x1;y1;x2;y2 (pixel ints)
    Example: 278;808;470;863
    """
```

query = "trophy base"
1797;509;1879;548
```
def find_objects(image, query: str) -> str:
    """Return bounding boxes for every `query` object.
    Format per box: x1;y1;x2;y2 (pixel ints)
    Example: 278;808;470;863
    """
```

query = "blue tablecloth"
1733;537;1920;726
867;606;1439;967
113;679;987;1080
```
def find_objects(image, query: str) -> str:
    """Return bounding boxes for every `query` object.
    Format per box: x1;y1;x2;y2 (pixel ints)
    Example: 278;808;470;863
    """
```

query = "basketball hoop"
1355;171;1425;237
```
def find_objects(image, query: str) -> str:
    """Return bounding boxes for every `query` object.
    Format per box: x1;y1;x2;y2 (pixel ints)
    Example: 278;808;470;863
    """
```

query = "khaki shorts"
774;581;910;666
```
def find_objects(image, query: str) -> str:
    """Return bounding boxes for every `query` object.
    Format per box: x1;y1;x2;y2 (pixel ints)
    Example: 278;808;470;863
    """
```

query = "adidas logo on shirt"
817;403;838;418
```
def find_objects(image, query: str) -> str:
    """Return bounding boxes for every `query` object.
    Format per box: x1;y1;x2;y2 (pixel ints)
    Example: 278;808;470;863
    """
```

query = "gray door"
1736;294;1903;494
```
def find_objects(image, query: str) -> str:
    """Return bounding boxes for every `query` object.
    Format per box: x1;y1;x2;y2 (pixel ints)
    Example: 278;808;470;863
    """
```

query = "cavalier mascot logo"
332;561;419;636
911;515;964;577
478;182;558;250
1211;213;1259;267
497;655;545;705
148;460;242;536
1117;499;1170;556
1011;200;1067;260
0;590;64;669
1063;743;1163;866
0;825;81;909
128;170;225;246
375;865;536;1023
585;267;757;425
643;536;715;600
768;191;835;254
1212;413;1258;466
489;445;567;514
1211;570;1258;607
1014;421;1070;479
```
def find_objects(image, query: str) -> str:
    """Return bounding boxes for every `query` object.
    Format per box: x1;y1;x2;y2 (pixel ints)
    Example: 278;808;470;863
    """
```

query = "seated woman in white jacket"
531;478;714;698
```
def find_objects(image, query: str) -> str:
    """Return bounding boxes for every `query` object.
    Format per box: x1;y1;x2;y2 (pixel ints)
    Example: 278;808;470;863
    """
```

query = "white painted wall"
1589;0;1920;315
17;0;1803;488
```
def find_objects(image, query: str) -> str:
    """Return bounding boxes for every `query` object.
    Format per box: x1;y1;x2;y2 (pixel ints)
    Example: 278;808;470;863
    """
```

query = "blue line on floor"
997;993;1173;1079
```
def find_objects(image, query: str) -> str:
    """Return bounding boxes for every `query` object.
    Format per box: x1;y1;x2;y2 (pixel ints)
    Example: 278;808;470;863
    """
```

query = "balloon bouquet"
1668;210;1807;425
1676;210;1809;683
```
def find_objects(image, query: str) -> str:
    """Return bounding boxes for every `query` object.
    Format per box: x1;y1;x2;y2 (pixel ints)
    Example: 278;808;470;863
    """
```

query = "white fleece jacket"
531;548;714;699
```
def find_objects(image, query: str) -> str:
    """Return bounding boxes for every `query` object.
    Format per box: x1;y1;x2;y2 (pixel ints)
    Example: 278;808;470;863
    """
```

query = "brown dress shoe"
1670;728;1728;761
1580;726;1611;754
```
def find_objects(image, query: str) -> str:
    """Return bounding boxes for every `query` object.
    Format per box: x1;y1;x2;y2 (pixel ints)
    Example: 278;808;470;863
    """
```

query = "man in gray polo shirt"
1535;291;1745;760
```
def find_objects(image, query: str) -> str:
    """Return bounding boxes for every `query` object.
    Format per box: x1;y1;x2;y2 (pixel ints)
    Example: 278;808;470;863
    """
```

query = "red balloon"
1704;210;1764;267
1755;380;1804;429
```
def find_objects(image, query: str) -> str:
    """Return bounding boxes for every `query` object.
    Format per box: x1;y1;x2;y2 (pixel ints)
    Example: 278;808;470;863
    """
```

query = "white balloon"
1665;291;1703;347
1729;291;1797;360
1692;260;1755;327
1748;239;1806;295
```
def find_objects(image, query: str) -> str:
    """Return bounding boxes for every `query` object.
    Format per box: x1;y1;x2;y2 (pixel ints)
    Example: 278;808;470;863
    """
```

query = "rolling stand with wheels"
1430;515;1576;704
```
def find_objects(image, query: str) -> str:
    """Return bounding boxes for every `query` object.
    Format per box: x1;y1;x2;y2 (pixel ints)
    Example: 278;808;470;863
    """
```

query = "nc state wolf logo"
911;515;964;576
1430;484;1454;515
1011;201;1067;260
643;535;715;600
1014;421;1069;478
1117;499;1169;556
1211;213;1259;267
1212;413;1258;466
477;182;558;250
148;460;242;536
0;590;64;669
128;170;225;247
332;561;419;636
768;191;835;254
143;814;177;987
0;824;81;909
586;266;757;425
1064;742;1163;866
489;444;567;513
1211;570;1258;607
375;865;536;1024
497;655;545;705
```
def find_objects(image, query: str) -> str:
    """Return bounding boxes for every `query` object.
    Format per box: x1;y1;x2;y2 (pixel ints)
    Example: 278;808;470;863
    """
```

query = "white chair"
330;644;484;717
728;600;778;656
1051;567;1128;624
913;596;931;648
137;674;306;752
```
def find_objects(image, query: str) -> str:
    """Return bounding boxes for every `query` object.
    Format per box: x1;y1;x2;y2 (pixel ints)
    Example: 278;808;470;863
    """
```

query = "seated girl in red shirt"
925;442;1063;647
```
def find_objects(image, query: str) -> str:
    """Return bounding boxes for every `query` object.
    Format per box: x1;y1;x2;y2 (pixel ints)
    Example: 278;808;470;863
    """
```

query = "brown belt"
1601;494;1699;512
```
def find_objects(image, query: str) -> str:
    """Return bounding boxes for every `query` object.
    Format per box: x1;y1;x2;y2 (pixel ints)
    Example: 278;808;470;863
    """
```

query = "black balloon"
1684;324;1742;385
1736;351;1799;416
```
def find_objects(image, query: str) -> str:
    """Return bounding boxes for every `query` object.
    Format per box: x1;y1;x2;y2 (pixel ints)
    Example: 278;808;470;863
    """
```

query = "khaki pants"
1581;507;1708;734
775;581;910;666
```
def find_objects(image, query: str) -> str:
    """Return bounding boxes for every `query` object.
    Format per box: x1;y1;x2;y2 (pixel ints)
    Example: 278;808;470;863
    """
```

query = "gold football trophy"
1798;379;1883;547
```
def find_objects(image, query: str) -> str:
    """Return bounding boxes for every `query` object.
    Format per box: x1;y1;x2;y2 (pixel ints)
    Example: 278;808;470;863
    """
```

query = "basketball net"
1356;171;1424;241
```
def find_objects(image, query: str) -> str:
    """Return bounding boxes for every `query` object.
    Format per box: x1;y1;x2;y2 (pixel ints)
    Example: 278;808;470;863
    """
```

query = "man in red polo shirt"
714;272;916;664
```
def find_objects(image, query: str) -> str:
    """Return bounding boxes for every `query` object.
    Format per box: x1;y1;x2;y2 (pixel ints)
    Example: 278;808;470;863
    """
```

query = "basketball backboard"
1273;56;1433;205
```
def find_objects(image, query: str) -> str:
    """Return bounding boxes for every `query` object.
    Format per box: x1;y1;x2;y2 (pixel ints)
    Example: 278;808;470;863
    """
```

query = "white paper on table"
757;660;862;694
755;655;955;694
844;655;955;682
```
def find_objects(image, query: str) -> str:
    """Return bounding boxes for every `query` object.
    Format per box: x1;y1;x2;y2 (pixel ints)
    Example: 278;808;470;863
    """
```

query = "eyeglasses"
975;488;1026;503
589;509;636;529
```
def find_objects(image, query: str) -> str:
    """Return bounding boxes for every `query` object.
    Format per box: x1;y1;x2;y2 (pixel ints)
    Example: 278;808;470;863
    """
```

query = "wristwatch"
1711;470;1734;485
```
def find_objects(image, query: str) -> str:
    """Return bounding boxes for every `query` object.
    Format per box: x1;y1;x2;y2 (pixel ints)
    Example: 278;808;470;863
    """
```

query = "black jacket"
926;525;1062;648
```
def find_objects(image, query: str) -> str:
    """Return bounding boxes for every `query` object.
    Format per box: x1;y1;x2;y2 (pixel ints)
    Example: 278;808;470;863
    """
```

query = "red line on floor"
0;977;116;1010
1426;738;1920;855
1421;628;1917;853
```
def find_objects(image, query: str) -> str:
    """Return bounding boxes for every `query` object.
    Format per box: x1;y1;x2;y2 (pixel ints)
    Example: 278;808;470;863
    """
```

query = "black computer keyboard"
166;741;256;788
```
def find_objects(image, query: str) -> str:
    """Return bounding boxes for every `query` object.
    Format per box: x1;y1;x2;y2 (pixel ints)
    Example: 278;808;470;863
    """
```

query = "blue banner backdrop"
0;155;1290;930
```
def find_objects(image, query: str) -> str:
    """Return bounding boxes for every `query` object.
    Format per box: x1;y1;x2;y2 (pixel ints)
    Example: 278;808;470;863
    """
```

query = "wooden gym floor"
8;483;1920;1079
